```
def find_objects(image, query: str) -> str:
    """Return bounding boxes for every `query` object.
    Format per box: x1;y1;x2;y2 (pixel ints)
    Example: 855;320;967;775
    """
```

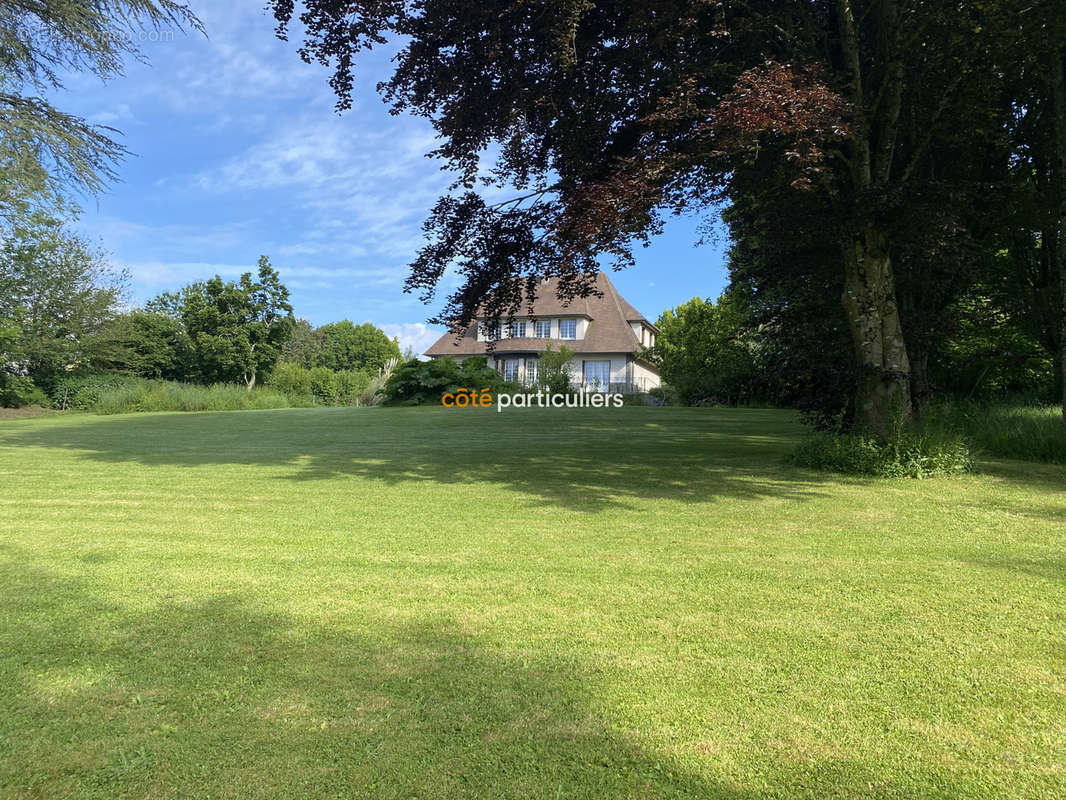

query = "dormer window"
509;321;526;338
559;319;577;339
534;320;551;338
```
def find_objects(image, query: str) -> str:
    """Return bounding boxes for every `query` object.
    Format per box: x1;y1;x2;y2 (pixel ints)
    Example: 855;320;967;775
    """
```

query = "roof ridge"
597;273;641;348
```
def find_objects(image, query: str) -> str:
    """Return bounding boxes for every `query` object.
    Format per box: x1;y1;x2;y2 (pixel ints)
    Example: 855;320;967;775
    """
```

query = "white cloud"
92;103;137;125
193;113;448;263
379;322;444;358
120;259;408;291
82;216;257;253
120;260;250;289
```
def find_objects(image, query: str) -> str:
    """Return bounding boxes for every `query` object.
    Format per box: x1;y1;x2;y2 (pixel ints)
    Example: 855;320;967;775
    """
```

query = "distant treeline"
0;203;400;409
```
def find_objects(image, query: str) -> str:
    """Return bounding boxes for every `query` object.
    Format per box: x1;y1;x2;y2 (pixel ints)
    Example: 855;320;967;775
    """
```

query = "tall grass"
51;375;292;415
922;400;1066;465
95;380;291;414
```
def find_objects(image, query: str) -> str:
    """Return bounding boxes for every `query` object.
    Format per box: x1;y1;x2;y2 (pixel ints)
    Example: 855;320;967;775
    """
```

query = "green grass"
1;406;1064;799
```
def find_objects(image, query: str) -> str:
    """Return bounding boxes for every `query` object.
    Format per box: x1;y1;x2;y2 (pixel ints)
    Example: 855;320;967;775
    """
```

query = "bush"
789;429;975;478
358;373;390;407
383;356;510;405
0;375;49;408
50;374;138;411
267;362;371;406
537;345;574;394
49;374;292;414
266;361;313;402
648;385;677;406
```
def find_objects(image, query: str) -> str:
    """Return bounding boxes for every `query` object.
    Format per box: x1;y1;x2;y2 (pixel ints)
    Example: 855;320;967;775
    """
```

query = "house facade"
424;273;661;393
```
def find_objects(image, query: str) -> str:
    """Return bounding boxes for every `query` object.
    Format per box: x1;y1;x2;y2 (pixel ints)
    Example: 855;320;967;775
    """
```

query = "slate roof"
425;273;658;358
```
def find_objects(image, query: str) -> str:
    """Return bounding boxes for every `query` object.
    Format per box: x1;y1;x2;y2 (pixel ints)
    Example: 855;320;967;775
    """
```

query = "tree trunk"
840;227;912;435
245;371;256;391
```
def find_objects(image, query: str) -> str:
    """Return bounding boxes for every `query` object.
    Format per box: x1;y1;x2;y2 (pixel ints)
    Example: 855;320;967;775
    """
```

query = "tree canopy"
0;1;201;218
652;292;763;407
152;256;296;389
0;205;126;382
315;320;401;373
273;0;1065;432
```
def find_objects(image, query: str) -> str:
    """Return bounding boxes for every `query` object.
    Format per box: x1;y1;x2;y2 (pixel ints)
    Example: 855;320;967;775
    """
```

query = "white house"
424;273;661;392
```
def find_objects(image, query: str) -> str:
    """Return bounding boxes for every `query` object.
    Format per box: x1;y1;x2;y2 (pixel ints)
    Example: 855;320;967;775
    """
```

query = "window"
524;359;538;386
482;323;500;340
583;360;611;391
509;321;526;338
559;319;577;339
502;359;520;382
534;320;551;338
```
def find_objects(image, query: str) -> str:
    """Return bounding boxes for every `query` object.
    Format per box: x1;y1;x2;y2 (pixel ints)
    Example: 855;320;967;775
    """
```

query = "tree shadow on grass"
5;408;832;511
962;555;1066;584
976;459;1066;497
963;459;1066;525
0;547;964;799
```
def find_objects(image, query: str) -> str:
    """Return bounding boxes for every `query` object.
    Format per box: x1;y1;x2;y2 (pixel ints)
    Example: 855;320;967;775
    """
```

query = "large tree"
156;256;295;389
273;0;1037;433
280;318;324;368
651;292;763;407
101;309;195;381
0;205;127;382
314;320;401;373
0;1;200;218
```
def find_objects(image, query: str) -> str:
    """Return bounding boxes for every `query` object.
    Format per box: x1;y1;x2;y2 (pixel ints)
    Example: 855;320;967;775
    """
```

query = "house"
424;273;661;392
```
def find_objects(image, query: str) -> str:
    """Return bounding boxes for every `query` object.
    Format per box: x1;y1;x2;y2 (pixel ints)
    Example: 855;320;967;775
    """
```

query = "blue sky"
63;2;729;355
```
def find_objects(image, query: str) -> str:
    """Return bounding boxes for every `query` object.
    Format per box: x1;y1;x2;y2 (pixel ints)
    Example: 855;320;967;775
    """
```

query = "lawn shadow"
962;555;1066;584
5;408;832;511
975;459;1066;495
969;459;1066;523
0;547;961;799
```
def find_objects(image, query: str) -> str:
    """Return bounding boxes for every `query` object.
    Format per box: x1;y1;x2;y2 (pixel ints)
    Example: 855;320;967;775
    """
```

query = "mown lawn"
0;406;1063;799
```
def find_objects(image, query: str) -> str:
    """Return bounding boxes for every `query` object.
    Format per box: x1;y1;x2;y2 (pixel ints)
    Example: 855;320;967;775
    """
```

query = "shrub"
383;356;509;405
268;362;371;406
790;429;974;478
0;375;49;408
50;374;139;411
359;373;390;406
268;361;313;402
537;345;574;394
648;385;677;406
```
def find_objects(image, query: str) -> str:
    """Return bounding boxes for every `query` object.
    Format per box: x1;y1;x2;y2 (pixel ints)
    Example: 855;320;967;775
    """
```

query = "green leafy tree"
652;293;762;407
536;344;574;395
0;1;200;218
162;256;295;389
280;318;324;368
933;289;1054;399
101;310;194;381
724;190;856;427
314;320;401;373
0;315;45;406
273;0;1043;434
0;207;126;383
